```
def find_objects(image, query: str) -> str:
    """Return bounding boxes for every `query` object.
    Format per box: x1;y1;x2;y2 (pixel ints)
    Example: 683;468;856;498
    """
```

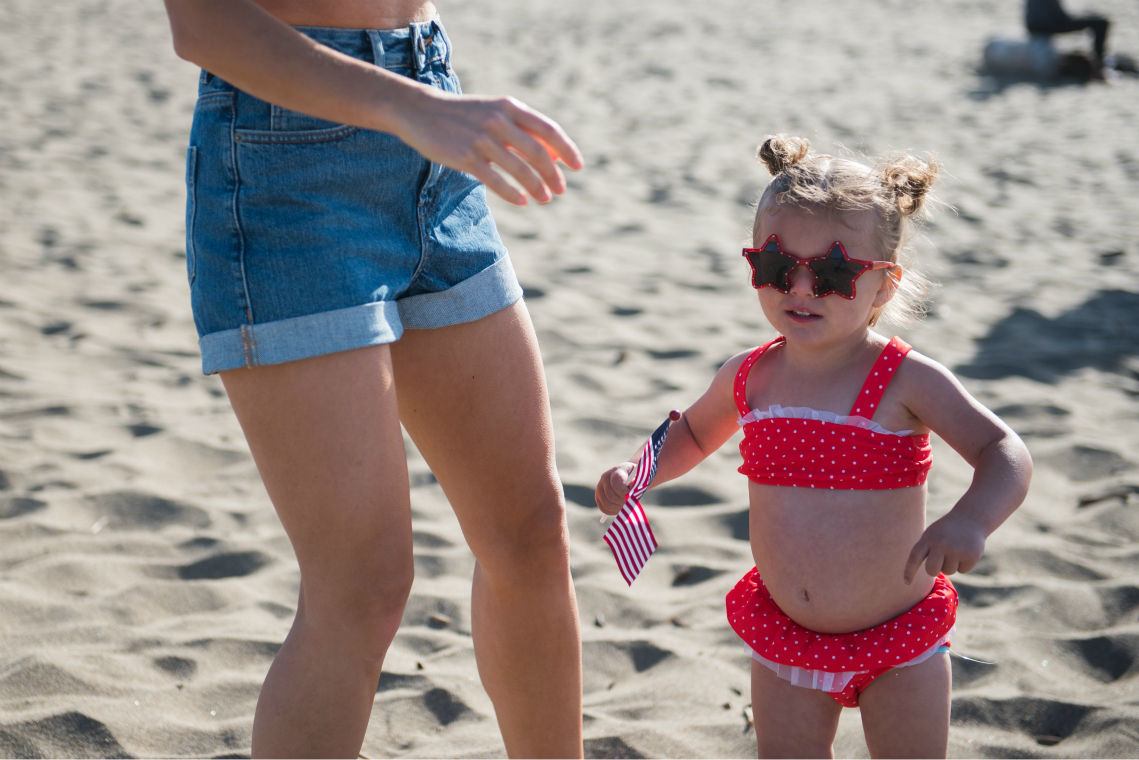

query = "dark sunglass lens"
811;249;866;298
756;249;795;292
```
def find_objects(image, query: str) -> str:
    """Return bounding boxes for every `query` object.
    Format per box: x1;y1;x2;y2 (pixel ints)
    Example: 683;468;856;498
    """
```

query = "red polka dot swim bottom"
727;569;958;707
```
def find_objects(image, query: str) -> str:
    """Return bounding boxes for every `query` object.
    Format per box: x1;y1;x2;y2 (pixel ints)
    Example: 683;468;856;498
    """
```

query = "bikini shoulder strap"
734;337;784;417
849;336;912;418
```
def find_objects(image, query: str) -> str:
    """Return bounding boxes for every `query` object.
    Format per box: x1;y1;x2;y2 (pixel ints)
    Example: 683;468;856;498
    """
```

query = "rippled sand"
1;0;1138;755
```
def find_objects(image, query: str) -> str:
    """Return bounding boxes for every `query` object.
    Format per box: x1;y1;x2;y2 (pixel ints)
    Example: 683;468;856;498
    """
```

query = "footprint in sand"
584;736;645;759
1060;635;1138;683
0;711;130;758
178;551;271;581
152;656;196;679
0;497;46;520
1040;445;1135;482
423;688;475;726
951;696;1098;749
88;490;210;530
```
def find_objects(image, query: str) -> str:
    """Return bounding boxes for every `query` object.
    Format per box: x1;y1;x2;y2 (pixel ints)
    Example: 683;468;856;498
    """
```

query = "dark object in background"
1025;0;1110;63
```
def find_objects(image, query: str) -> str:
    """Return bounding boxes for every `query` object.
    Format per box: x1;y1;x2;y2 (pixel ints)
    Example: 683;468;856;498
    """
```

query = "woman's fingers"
464;160;527;206
505;98;583;171
484;109;566;193
477;136;551;204
398;91;581;205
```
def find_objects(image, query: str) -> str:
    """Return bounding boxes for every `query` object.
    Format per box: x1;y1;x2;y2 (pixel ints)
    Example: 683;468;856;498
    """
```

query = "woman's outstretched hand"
392;88;583;206
595;463;636;518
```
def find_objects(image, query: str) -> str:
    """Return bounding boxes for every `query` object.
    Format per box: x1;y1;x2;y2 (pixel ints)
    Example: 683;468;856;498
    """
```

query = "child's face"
753;206;898;345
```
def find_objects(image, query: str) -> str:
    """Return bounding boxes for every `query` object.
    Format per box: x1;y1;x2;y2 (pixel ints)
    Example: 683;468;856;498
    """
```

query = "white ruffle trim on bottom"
748;626;956;694
737;404;914;437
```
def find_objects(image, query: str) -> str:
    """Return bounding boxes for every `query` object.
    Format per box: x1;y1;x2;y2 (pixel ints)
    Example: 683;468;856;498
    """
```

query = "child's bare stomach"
748;481;937;635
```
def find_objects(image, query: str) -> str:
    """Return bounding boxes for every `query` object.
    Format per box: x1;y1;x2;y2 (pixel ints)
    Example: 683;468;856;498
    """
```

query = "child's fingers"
903;541;930;585
594;471;629;516
610;467;632;495
924;548;948;579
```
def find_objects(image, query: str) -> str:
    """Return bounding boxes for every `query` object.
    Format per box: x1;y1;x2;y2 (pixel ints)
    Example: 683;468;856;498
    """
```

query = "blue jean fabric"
185;19;521;374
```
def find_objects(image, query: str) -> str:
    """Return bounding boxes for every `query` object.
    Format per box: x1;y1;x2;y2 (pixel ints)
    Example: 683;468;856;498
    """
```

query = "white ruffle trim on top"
737;404;914;437
748;626;956;694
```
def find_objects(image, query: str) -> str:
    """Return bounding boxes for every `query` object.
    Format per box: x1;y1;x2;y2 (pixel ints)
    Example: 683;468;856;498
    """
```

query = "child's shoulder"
716;340;784;380
892;342;967;399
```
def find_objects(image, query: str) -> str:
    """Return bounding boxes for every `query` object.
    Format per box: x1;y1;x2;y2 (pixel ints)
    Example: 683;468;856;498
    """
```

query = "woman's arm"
594;352;749;516
899;353;1033;583
163;0;582;205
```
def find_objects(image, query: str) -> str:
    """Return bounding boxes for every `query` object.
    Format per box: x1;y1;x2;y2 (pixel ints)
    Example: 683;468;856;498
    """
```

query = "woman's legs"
221;346;415;758
751;660;843;759
1028;14;1111;62
858;653;951;759
391;301;583;758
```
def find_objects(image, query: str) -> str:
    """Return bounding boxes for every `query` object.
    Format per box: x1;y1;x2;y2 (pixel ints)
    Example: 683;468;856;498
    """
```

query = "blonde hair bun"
757;134;811;176
882;155;939;217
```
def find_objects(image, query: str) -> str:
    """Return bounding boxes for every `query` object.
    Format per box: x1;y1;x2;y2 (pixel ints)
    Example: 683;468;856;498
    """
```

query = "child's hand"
903;511;987;584
595;463;636;517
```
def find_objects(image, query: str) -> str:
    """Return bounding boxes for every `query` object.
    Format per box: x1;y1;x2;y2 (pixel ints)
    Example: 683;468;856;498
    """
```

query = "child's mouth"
785;308;821;322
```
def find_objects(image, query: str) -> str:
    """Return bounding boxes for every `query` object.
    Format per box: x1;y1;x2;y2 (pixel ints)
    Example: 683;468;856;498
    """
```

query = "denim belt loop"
434;18;452;69
410;23;426;74
366;30;386;71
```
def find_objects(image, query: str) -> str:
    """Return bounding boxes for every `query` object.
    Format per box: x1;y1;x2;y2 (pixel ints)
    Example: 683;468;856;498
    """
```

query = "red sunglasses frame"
741;234;896;299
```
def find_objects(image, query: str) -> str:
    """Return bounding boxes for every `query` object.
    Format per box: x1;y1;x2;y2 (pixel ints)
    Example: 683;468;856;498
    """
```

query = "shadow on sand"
954;290;1139;384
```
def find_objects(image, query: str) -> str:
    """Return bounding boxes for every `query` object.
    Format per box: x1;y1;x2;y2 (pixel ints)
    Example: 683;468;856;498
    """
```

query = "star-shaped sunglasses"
742;235;896;299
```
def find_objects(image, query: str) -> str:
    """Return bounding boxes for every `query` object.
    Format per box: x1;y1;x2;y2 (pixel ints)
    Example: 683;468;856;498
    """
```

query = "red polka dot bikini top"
736;336;931;490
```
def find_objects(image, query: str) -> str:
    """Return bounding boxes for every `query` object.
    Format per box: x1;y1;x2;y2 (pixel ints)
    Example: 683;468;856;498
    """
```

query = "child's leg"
858;652;951;759
751;660;843;759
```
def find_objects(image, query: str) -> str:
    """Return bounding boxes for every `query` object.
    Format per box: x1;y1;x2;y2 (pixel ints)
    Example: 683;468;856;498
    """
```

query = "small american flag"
603;411;678;585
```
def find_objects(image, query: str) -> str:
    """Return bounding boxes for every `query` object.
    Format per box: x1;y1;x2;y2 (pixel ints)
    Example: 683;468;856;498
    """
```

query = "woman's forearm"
164;0;431;136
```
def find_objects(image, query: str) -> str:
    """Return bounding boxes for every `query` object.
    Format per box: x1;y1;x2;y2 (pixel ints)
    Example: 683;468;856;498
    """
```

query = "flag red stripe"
612;514;648;568
603;533;635;585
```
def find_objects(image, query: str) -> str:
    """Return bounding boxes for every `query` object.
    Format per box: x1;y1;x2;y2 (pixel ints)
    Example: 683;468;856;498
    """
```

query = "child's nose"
787;264;815;298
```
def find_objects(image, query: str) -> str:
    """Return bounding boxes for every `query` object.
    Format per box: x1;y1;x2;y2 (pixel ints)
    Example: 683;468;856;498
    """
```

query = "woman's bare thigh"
220;344;414;598
390;301;564;559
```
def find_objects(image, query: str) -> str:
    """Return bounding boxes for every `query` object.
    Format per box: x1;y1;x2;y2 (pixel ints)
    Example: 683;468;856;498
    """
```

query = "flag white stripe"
622;502;656;558
612;514;648;566
604;518;641;582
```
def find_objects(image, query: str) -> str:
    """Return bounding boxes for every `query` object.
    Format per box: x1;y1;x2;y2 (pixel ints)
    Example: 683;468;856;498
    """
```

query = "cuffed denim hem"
398;254;523;330
199;300;403;374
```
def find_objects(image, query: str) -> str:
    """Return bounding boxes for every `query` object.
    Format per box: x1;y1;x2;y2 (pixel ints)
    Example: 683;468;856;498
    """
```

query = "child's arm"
900;354;1033;584
595;352;750;516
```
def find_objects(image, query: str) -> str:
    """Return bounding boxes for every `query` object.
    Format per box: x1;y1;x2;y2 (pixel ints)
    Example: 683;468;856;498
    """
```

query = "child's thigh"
859;652;951;759
751;660;842;759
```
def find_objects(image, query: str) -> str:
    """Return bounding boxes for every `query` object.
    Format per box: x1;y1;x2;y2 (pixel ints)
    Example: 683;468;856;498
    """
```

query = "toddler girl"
595;135;1032;758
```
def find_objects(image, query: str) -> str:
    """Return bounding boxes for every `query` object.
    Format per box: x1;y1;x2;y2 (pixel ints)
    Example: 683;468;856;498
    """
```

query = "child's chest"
744;358;919;433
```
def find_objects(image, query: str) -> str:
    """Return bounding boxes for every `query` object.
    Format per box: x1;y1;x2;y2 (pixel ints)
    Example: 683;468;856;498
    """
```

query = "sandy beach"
2;0;1138;756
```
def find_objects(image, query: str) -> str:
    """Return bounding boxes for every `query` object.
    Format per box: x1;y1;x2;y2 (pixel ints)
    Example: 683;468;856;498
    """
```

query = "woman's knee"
302;559;415;647
470;489;570;579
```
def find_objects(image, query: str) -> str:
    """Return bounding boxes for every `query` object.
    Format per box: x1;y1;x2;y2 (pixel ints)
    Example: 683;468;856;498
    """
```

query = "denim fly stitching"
229;100;255;328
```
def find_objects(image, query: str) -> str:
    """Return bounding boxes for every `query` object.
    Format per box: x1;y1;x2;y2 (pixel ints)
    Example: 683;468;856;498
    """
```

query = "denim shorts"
185;19;522;375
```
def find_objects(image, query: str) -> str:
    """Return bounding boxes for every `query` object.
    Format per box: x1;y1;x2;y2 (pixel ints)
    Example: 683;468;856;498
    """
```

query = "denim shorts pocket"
234;123;360;145
184;145;198;286
269;103;350;133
